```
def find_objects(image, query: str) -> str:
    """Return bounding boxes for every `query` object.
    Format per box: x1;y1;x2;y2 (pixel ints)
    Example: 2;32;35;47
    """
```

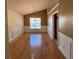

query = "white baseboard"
24;26;47;32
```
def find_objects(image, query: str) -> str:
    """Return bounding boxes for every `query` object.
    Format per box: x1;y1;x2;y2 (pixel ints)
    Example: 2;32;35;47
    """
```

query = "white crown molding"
47;3;59;15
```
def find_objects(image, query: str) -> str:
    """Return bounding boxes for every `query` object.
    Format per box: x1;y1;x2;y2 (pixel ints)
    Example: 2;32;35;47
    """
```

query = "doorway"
53;13;58;39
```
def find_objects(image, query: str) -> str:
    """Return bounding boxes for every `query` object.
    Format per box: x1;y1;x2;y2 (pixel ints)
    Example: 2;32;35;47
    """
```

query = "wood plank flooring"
9;32;65;59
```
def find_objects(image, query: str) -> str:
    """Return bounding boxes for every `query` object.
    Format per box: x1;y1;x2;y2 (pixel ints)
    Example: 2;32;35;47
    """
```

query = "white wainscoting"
47;15;54;39
9;27;24;43
24;26;47;32
58;32;73;59
48;27;54;39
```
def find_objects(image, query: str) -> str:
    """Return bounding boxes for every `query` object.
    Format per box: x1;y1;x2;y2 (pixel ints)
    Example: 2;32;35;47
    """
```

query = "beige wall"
7;9;24;43
24;9;47;26
59;0;73;38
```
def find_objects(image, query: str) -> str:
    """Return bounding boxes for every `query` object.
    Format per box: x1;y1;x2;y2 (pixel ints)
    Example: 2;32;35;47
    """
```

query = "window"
30;17;41;29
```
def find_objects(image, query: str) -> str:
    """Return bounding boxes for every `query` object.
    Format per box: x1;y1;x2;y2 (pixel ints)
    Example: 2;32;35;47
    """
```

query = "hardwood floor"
9;32;65;59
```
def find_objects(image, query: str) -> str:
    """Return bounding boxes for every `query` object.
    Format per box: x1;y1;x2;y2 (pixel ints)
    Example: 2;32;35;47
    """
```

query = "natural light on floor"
30;34;41;47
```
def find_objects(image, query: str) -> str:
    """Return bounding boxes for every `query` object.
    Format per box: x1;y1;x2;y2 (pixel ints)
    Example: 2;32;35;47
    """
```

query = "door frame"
52;10;59;39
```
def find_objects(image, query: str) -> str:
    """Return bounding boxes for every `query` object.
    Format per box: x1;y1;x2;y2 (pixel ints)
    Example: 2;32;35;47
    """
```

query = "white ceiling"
7;0;58;15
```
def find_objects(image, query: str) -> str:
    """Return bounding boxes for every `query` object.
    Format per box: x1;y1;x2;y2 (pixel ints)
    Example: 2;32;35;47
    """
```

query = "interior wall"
7;9;24;43
24;9;47;32
58;0;73;59
59;0;73;38
48;14;54;39
24;9;47;26
58;32;72;59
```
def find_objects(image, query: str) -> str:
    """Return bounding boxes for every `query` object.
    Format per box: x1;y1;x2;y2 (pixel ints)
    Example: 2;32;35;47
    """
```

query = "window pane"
36;18;41;23
30;18;36;23
30;18;41;29
36;23;41;27
30;23;36;29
